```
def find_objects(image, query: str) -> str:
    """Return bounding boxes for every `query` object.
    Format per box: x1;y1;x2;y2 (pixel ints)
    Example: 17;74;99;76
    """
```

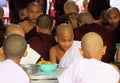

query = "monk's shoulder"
18;20;29;27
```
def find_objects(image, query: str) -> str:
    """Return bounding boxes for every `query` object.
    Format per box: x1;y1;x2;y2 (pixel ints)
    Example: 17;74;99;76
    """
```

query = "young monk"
105;7;120;62
18;2;43;40
0;34;30;83
5;24;40;64
18;8;28;23
49;23;74;63
28;14;57;61
49;23;83;67
19;8;28;20
74;11;117;63
58;32;120;83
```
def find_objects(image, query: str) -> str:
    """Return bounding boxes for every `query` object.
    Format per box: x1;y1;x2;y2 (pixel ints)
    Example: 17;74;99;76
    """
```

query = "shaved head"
27;1;43;12
106;7;120;19
56;23;74;36
3;34;27;59
77;11;94;25
6;24;25;37
81;32;104;56
36;14;52;29
64;0;78;14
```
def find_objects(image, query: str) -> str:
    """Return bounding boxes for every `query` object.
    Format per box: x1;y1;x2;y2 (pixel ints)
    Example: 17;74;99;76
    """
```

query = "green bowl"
39;64;58;72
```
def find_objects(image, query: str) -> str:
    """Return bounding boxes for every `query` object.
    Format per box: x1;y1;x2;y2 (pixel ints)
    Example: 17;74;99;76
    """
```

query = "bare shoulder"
18;21;31;33
50;45;58;52
18;20;29;27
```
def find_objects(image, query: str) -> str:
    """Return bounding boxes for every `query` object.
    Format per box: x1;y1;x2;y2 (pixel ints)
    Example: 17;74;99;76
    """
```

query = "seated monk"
49;23;83;68
5;24;41;64
74;11;117;63
58;32;120;83
28;14;57;61
0;34;30;83
18;2;43;40
56;0;79;29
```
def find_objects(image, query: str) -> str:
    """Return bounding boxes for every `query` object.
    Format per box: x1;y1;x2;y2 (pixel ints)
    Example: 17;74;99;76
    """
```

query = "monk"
56;0;79;29
106;7;120;42
106;7;120;62
74;11;117;63
49;23;83;68
5;24;41;64
19;2;43;40
50;23;74;63
58;32;120;83
28;14;57;61
0;34;30;83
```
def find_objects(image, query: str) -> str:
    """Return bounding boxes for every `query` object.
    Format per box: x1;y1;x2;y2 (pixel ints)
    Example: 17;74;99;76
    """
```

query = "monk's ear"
55;35;58;43
102;45;107;56
79;48;84;57
36;26;40;32
23;51;28;57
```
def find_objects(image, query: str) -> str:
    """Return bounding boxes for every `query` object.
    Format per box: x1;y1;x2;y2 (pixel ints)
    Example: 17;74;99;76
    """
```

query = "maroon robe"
0;19;6;34
0;31;4;47
28;32;57;61
113;23;120;43
74;23;117;63
88;0;110;20
25;26;37;41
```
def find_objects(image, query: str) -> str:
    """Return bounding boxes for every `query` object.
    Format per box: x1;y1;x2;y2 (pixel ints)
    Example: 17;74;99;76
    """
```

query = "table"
30;68;64;83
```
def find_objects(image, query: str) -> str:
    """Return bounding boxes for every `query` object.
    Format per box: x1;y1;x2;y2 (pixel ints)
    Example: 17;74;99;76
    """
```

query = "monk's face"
19;9;28;20
56;32;74;51
27;5;43;23
107;11;120;27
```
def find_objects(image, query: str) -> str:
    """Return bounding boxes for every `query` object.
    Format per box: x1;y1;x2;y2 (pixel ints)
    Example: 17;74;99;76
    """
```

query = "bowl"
21;64;39;74
39;64;58;72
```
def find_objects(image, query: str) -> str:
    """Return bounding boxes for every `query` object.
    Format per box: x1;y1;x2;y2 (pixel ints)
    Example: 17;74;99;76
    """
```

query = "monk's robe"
113;23;120;43
0;31;4;47
25;26;37;41
58;41;83;68
88;0;110;20
74;23;117;63
28;32;57;61
0;19;6;34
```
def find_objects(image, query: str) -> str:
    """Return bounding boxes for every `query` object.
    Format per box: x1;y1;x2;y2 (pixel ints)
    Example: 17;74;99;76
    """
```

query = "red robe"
74;23;117;63
28;32;57;61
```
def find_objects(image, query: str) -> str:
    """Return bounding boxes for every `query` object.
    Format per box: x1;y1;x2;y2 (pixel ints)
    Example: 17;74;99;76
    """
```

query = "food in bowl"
38;58;58;72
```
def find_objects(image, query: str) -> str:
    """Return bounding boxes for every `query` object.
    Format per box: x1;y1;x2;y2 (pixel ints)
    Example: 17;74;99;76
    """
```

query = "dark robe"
28;32;57;61
88;0;110;20
113;23;120;43
0;31;4;47
74;23;117;63
54;0;67;18
25;26;37;41
0;19;6;34
9;0;35;23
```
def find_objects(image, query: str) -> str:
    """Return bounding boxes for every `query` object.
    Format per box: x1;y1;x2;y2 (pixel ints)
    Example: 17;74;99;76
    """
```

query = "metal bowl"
21;64;39;74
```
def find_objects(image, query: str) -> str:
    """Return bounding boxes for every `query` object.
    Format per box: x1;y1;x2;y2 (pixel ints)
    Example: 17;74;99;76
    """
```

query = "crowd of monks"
0;0;119;64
